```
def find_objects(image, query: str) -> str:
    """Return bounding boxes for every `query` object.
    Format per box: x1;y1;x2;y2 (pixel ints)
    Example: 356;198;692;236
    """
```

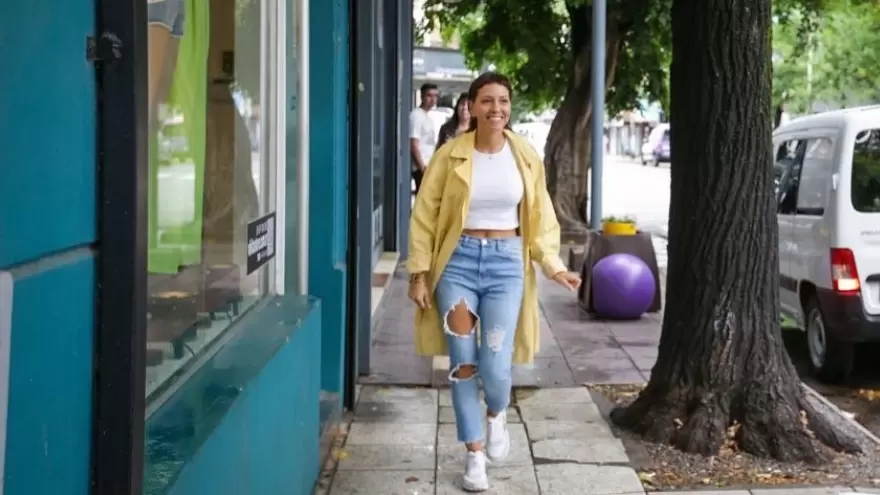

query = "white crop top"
463;141;524;230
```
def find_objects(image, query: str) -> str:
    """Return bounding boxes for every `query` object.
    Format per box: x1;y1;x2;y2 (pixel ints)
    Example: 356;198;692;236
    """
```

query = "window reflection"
852;129;880;213
145;0;271;403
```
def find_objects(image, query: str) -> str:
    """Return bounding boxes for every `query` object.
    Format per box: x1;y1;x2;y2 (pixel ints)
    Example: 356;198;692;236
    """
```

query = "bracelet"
410;273;425;284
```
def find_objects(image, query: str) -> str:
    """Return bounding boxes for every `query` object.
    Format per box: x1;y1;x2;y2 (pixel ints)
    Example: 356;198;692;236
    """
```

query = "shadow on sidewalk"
361;265;663;388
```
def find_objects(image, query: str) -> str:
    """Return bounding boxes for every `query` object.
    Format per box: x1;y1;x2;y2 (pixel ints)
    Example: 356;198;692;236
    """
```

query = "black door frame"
91;0;149;493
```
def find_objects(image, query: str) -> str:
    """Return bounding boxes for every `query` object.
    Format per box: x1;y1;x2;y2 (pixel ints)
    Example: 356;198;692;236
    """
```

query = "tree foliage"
419;0;875;235
773;1;880;114
419;0;672;116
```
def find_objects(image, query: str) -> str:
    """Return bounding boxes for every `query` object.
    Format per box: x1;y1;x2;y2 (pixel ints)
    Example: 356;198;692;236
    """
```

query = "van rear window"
851;129;880;212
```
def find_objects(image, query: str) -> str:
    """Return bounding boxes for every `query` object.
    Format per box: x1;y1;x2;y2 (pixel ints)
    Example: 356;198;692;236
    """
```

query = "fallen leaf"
331;449;349;461
405;476;420;483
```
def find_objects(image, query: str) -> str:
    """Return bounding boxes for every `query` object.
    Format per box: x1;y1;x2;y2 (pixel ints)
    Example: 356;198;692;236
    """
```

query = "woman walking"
407;72;582;492
436;92;471;150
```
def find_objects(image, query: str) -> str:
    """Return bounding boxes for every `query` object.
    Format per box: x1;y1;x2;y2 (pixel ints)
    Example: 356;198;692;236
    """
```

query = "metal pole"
295;0;311;295
589;0;606;229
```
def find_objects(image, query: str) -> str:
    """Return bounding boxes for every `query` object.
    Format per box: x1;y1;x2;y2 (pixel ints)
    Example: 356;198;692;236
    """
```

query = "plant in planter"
601;215;638;235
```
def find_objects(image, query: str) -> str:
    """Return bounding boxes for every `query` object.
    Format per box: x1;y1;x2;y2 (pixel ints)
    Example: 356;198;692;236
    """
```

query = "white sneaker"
486;411;510;461
461;450;489;492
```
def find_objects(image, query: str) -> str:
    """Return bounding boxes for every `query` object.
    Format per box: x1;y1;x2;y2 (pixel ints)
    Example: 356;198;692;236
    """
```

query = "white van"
774;105;880;383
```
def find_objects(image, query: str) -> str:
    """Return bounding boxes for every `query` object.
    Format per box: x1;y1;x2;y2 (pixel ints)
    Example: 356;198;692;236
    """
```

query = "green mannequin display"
147;0;209;274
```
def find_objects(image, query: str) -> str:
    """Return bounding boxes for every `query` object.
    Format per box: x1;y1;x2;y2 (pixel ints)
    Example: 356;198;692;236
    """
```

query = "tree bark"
609;0;861;462
544;4;621;237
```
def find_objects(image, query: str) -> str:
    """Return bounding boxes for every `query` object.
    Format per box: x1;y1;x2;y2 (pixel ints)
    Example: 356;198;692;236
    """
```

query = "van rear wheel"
805;297;854;384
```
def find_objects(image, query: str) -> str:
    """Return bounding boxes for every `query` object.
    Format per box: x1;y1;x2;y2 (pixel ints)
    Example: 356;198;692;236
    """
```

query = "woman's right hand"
408;275;432;310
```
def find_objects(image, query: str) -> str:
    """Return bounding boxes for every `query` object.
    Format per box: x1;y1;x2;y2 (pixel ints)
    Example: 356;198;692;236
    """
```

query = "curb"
801;382;880;447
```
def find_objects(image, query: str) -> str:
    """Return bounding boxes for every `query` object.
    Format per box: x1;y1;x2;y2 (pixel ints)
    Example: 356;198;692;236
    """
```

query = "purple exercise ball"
592;253;656;320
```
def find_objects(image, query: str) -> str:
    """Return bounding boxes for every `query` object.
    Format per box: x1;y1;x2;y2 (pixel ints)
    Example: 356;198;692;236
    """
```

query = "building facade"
0;0;412;493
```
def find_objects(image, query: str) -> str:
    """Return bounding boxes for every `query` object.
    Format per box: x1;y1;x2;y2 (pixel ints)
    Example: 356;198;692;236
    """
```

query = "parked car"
641;123;670;167
774;105;880;383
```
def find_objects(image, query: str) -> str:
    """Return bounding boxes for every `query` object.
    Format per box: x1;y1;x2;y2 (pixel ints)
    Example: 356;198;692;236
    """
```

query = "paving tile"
536;464;644;494
354;388;438;423
519;402;605;423
336;445;436;471
512;358;576;387
329;470;435;494
438;405;521;423
663;492;750;495
551;323;614;342
559;342;630;360
612;329;660;345
514;387;593;407
438;424;532;468
359;346;433;386
526;420;616;442
751;489;855;495
346;422;437;446
853;489;880;494
567;353;637;370
532;435;629;464
631;355;657;371
358;386;438;404
567;358;646;385
621;344;658;358
436;466;540;494
536;340;564;357
528;420;627;463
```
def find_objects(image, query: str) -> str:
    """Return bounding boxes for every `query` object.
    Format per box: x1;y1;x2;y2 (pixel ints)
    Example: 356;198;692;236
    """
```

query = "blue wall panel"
4;254;95;495
0;0;98;493
0;0;97;268
309;0;350;400
145;297;322;495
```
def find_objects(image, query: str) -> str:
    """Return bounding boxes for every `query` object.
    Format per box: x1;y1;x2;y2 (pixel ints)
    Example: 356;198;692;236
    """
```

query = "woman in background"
436;92;471;150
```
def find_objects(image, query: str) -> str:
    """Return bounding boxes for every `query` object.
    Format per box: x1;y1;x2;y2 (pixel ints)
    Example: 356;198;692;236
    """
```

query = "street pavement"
592;154;670;238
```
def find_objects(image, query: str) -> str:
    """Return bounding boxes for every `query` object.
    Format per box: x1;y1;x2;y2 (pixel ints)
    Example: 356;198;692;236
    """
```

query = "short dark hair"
420;83;438;96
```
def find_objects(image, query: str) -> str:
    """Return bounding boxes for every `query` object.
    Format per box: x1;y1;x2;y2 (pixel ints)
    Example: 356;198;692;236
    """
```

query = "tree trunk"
544;5;621;237
609;0;861;462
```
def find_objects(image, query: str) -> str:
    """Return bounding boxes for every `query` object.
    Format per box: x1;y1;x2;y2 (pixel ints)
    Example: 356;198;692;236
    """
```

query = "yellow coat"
406;129;567;365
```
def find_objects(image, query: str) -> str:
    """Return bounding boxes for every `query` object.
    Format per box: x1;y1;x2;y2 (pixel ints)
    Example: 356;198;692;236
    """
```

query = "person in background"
436;92;470;150
407;72;582;491
410;83;440;194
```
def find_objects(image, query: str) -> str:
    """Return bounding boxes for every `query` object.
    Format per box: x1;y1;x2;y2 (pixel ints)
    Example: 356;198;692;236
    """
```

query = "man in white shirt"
410;83;439;194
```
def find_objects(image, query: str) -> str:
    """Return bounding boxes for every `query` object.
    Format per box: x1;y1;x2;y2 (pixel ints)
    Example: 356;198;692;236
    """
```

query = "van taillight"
830;248;861;293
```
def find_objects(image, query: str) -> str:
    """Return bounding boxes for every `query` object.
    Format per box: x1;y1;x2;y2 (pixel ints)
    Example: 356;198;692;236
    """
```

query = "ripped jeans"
435;235;524;444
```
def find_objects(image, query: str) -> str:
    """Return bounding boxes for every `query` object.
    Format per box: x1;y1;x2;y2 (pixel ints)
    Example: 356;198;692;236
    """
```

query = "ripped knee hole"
450;363;477;381
444;299;478;337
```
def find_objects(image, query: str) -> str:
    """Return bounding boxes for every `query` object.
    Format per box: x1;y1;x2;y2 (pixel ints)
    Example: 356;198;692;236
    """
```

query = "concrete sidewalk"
329;242;667;493
316;386;643;494
363;264;666;389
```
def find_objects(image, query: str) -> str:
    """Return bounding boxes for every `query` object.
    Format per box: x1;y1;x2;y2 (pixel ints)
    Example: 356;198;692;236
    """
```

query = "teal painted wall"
0;0;97;494
144;297;322;495
309;0;350;400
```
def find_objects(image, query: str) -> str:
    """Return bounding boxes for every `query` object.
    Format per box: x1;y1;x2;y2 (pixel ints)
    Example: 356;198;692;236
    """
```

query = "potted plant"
601;215;638;236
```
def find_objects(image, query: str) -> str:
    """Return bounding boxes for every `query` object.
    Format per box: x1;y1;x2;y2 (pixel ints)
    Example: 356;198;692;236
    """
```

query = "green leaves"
773;0;880;113
419;0;671;114
419;0;877;118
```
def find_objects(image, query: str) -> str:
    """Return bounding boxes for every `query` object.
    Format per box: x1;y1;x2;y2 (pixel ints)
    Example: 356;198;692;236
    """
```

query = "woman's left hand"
552;271;582;292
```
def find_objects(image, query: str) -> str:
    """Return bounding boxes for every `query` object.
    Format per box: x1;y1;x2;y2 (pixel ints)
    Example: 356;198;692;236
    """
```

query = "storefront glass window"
145;0;275;404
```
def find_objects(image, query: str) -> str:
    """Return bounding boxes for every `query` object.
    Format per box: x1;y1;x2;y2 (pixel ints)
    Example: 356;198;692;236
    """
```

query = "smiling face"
470;83;511;132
